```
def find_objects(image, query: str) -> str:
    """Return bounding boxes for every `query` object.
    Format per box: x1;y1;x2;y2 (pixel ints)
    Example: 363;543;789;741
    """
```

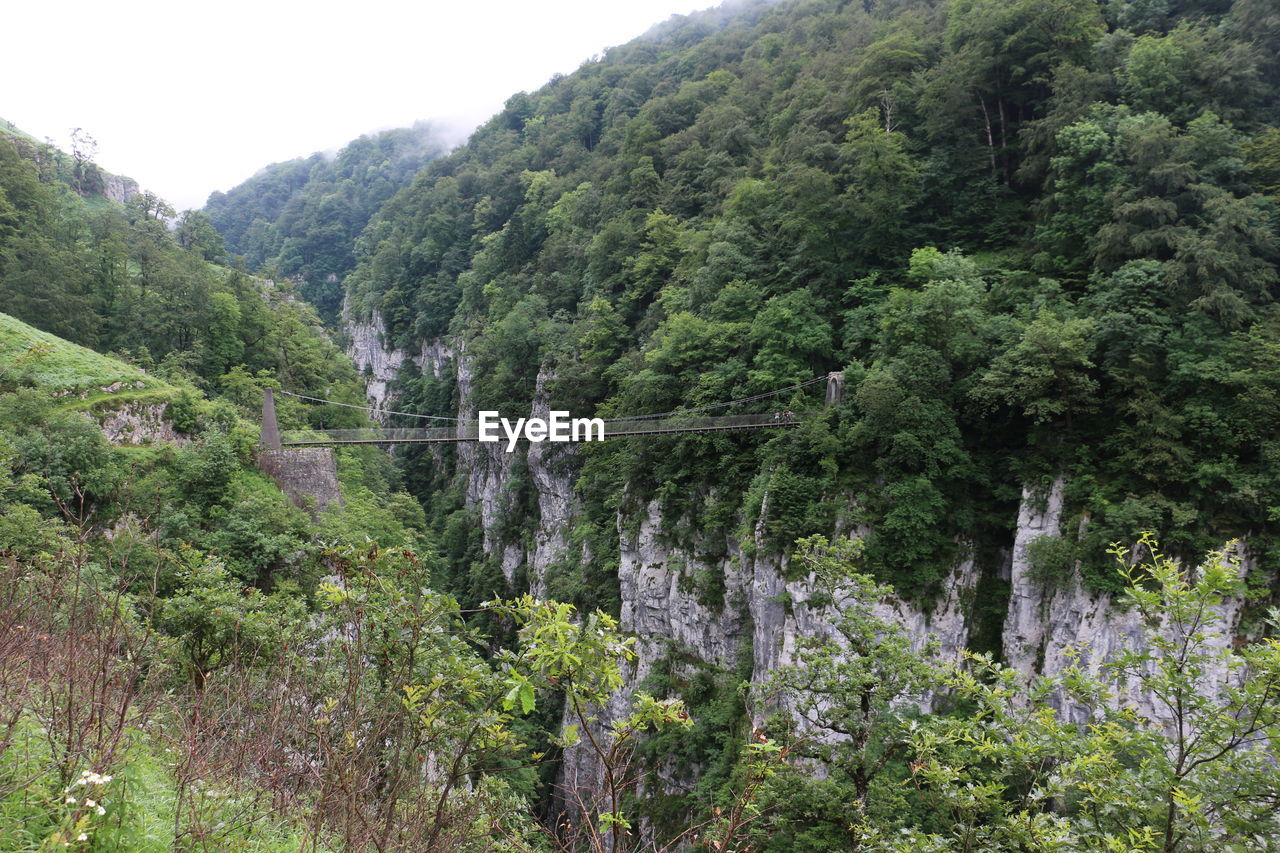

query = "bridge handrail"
278;411;808;445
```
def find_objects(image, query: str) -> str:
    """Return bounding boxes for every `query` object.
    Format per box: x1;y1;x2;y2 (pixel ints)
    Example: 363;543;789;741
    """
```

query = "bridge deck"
279;412;806;446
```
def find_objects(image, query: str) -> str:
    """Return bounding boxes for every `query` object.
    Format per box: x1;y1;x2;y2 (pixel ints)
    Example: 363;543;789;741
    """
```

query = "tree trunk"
977;93;997;178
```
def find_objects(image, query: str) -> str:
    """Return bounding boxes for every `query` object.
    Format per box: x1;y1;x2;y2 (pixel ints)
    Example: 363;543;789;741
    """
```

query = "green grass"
0;313;177;403
77;389;179;414
0;118;45;147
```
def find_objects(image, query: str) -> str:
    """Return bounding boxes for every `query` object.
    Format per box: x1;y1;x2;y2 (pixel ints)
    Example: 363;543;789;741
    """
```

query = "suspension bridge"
260;372;844;449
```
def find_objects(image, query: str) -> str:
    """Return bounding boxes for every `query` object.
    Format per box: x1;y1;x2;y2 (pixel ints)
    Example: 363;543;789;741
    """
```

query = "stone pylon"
261;388;282;451
257;389;341;517
825;371;845;407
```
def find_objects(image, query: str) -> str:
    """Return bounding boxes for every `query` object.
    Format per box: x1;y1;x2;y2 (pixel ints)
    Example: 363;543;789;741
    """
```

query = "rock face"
557;494;983;801
618;500;752;690
344;303;580;592
1001;477;1253;726
101;174;140;204
342;299;588;587
1003;478;1069;675
521;374;578;596
343;306;987;791
343;299;418;415
96;401;182;445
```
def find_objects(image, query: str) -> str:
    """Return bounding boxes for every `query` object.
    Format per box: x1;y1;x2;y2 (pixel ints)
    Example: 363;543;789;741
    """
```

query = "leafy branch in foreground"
488;592;787;853
760;535;941;850
487;595;693;853
888;535;1280;853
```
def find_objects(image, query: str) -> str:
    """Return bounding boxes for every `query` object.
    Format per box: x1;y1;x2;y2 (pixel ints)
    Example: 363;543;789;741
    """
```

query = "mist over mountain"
204;122;450;321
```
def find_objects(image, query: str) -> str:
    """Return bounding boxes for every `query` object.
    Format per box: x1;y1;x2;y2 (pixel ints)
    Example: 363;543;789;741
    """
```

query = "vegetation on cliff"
1;0;1279;847
336;0;1280;607
322;0;1280;842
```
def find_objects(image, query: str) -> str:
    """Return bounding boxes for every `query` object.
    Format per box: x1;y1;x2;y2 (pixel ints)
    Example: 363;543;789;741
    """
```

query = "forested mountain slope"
345;0;1280;596
0;118;140;202
328;0;1280;841
0;305;442;850
1;0;1277;846
0;120;429;576
204;123;448;320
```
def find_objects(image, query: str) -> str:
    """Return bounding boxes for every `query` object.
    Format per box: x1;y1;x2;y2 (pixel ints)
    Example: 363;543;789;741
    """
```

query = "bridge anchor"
259;388;341;517
825;371;844;407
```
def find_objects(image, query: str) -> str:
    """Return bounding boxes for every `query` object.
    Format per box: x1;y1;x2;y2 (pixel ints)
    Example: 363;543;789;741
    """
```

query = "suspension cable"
278;373;831;425
275;390;471;422
601;375;827;421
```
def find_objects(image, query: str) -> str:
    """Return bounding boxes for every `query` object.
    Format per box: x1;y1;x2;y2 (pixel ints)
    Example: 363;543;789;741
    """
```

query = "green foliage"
1024;533;1078;585
0;132;367;406
317;448;428;550
204;124;446;323
318;0;1280;604
882;535;1280;852
174;209;225;263
487;594;694;851
972;307;1098;425
0;503;69;559
0;718;333;853
159;554;299;690
757;536;941;843
162;389;201;435
0;313;166;396
4;0;1280;844
1119;22;1263;126
1;390;121;517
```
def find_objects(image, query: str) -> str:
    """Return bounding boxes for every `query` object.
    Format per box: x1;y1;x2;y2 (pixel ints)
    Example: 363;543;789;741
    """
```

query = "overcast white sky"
2;0;714;210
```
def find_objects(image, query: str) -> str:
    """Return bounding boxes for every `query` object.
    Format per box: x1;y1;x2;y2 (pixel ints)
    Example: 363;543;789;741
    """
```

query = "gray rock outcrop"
96;401;182;445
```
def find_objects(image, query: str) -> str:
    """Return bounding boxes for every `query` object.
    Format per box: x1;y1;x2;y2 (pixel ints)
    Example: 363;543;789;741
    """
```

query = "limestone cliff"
101;173;140;205
342;307;987;795
344;303;579;593
1002;476;1253;726
343;307;1258;786
342;299;417;415
94;400;183;445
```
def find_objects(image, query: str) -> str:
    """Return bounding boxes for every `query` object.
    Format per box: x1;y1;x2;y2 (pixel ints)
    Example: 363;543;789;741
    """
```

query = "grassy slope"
0;118;43;146
0;312;177;408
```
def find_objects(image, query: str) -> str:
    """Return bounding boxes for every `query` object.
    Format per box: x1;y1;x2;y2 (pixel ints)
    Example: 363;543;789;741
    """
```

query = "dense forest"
204;124;447;322
333;0;1280;844
0;0;1278;849
336;0;1280;600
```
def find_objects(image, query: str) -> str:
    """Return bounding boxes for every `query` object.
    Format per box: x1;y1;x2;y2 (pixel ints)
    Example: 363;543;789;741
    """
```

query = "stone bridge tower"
258;389;342;517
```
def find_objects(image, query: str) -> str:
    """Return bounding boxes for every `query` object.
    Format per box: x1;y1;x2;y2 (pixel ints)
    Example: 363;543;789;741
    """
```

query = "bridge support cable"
265;370;843;447
277;412;806;446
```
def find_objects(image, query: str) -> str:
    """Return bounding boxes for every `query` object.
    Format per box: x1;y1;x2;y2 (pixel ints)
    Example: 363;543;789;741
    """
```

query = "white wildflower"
75;770;111;786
